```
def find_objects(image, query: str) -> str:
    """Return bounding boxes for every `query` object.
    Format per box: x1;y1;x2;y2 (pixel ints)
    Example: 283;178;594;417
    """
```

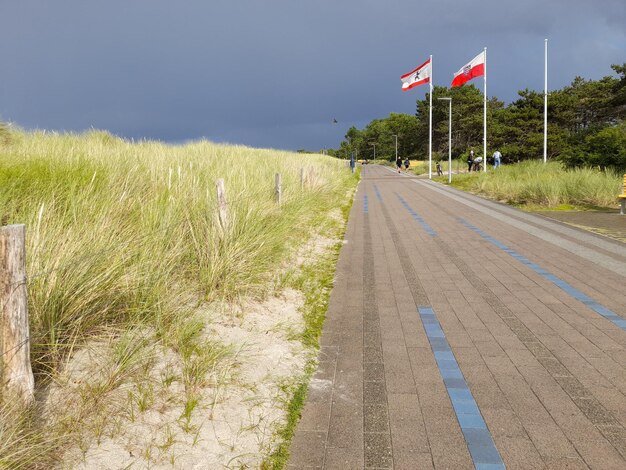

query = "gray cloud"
1;0;624;150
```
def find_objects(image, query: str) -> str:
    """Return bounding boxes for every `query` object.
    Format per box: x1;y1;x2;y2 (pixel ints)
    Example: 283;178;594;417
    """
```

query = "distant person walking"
467;149;475;172
493;149;502;169
436;161;443;176
404;157;410;172
396;156;402;173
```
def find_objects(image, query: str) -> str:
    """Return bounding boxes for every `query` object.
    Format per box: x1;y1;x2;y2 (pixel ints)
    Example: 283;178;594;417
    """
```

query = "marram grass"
436;160;622;209
0;129;358;468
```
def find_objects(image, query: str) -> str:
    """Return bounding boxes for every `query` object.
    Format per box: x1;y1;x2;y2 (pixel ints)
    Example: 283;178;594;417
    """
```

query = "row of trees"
330;64;626;170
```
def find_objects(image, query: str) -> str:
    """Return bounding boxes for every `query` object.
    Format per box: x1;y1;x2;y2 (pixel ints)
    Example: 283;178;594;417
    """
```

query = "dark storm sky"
1;0;624;151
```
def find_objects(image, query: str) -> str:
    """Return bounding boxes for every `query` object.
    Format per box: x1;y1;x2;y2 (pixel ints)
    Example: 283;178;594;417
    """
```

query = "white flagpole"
543;39;548;163
483;47;487;172
429;54;433;180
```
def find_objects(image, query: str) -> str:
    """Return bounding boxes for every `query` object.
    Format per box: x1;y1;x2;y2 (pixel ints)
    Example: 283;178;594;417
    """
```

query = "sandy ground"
52;232;340;469
56;293;308;470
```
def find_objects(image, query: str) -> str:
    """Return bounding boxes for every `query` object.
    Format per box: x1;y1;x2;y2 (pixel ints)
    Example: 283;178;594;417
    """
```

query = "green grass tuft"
436;160;621;209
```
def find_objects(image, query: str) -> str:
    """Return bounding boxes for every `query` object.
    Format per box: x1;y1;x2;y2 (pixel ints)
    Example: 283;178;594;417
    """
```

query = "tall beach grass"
438;160;622;209
0;129;357;468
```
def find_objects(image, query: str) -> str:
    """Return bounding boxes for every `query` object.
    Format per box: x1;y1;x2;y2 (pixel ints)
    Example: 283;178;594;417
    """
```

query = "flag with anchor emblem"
400;58;431;91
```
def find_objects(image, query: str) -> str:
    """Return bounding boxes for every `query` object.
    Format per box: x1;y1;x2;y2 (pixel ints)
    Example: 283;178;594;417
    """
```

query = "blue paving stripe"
373;184;383;202
457;218;626;332
418;307;505;469
475;465;506;470
363;194;369;213
396;194;437;236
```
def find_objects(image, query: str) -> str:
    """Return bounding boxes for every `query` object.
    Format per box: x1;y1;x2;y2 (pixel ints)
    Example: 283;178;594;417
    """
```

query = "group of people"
390;149;502;175
433;149;502;176
466;148;502;172
396;156;411;173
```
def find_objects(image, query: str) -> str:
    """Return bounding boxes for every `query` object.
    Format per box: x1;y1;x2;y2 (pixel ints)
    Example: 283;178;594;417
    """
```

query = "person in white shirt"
493;150;502;169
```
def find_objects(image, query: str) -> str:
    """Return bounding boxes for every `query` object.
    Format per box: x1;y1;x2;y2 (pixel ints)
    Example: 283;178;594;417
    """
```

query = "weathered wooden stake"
275;173;282;205
216;179;229;230
1;224;35;405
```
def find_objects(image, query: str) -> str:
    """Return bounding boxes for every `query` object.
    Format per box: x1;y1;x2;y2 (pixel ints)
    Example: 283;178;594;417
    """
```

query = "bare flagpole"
483;47;487;172
429;54;433;179
543;39;548;163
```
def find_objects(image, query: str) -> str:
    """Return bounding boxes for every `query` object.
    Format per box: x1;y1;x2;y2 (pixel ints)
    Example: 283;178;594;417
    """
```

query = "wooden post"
275;173;282;205
216;179;229;230
1;224;35;405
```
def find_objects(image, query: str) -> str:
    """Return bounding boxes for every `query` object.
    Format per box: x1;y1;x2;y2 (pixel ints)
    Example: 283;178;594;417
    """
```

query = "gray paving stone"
364;346;383;363
363;404;390;433
363;380;386;405
387;393;431;455
324;446;364;469
364;432;393;468
298;401;332;432
363;362;385;382
288;431;327;468
289;166;626;469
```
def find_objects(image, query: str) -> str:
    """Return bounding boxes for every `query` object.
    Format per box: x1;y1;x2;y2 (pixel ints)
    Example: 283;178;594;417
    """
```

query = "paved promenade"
288;165;626;469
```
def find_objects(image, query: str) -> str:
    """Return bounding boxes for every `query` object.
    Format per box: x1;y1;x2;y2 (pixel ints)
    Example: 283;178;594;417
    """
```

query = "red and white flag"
400;58;431;91
451;51;485;87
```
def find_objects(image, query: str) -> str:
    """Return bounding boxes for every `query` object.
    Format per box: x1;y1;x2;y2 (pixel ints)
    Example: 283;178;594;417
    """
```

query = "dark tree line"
331;63;626;171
